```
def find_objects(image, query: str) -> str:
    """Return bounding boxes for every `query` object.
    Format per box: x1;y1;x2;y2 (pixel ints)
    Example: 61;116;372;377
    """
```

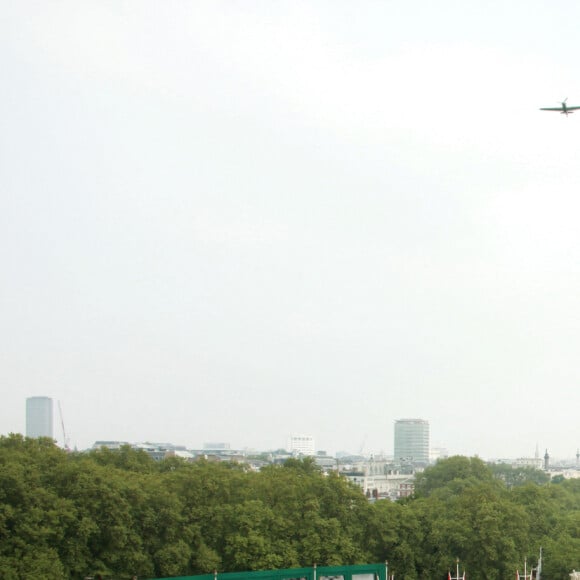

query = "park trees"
3;438;580;580
413;456;494;498
489;464;550;488
0;435;73;578
393;457;532;579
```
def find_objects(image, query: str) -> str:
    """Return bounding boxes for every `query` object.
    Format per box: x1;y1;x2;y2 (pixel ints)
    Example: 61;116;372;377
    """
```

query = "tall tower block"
26;397;54;439
394;418;430;466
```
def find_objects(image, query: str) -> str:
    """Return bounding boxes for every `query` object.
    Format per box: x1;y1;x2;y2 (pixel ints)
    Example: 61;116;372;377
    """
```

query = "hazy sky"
2;1;580;459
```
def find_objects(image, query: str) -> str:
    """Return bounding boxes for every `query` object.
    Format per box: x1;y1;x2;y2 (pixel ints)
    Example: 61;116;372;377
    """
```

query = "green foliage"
88;444;156;473
282;456;321;473
414;456;494;497
1;436;578;580
490;464;550;488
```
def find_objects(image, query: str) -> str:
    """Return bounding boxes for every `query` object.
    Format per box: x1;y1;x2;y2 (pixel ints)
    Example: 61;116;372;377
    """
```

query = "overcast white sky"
2;1;580;459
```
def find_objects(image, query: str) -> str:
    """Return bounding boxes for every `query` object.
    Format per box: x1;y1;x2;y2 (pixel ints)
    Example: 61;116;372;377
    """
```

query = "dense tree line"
1;435;580;579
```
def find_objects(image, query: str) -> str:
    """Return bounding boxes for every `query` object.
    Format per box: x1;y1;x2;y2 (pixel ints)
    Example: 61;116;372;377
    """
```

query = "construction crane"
58;400;71;451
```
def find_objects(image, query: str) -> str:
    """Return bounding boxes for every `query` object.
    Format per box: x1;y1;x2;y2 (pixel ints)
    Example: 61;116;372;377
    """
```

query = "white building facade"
288;434;315;456
344;472;415;500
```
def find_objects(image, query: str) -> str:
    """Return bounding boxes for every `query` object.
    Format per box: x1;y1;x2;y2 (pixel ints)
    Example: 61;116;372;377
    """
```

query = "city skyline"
10;399;573;462
2;2;580;459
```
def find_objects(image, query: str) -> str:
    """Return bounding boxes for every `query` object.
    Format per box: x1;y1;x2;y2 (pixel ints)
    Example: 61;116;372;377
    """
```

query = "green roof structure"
158;563;389;580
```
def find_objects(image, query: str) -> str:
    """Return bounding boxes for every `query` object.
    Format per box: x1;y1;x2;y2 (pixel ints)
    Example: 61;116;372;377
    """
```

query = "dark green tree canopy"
0;436;573;580
414;455;494;497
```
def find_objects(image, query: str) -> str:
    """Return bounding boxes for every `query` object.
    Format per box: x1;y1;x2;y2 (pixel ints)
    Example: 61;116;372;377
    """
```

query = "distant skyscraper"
26;397;54;439
288;434;315;456
394;418;429;465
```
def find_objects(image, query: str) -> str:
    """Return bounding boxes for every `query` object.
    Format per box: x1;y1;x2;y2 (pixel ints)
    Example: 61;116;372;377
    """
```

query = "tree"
414;456;494;497
489;464;550;488
412;481;530;579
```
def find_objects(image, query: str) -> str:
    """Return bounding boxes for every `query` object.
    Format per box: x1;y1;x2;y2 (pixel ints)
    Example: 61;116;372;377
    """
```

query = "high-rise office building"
26;396;54;439
288;434;315;456
394;418;429;465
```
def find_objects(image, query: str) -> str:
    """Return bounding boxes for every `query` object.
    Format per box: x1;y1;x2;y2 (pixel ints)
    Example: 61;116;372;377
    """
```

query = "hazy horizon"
2;1;580;459
13;398;574;462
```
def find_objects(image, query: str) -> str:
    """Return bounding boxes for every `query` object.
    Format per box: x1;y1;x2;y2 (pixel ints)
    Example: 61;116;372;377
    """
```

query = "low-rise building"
343;471;415;500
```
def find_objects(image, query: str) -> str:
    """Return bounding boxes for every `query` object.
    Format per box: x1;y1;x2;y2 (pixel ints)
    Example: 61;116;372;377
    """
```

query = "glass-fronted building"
394;418;429;466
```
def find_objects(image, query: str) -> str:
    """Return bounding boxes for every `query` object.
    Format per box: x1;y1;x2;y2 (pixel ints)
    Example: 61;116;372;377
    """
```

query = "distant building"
92;441;129;450
26;396;54;439
394;418;429;466
343;471;416;501
430;446;449;463
513;456;543;470
288;434;315;456
165;449;195;461
203;442;231;451
315;455;338;471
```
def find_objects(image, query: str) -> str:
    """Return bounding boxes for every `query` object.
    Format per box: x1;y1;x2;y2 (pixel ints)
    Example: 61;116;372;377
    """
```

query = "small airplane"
540;98;580;116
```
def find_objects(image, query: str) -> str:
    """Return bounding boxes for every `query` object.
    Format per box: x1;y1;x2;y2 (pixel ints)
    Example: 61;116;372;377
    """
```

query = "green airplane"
540;98;580;116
